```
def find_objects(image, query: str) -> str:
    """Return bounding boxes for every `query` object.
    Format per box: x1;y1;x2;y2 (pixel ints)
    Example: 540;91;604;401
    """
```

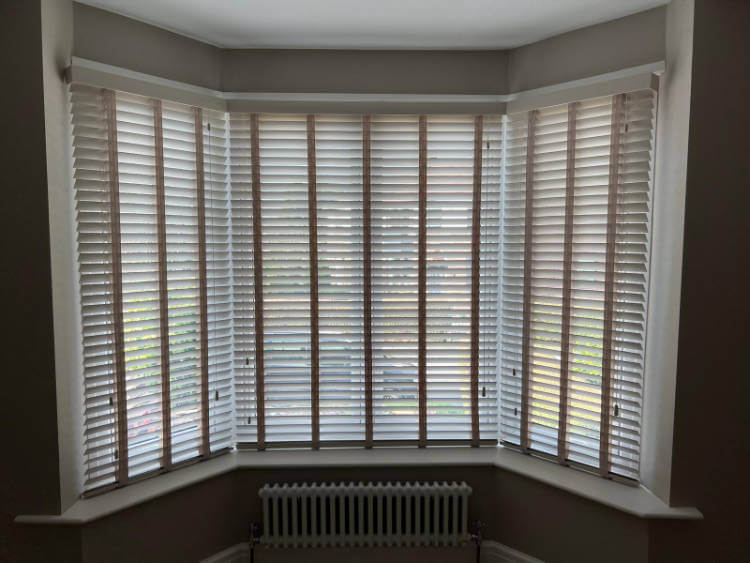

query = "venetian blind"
228;113;259;444
230;113;500;448
424;116;502;441
72;85;231;494
316;115;367;442
73;83;657;494
369;115;420;442
499;90;656;480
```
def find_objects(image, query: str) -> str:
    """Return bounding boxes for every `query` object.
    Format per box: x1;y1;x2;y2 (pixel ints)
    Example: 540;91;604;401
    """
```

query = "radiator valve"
248;522;262;563
470;520;484;562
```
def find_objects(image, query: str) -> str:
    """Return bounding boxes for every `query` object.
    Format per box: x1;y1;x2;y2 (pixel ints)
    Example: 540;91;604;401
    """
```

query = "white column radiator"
259;481;472;548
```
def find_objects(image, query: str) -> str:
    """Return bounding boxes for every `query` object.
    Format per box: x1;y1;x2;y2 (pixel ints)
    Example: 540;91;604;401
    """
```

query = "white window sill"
15;446;701;525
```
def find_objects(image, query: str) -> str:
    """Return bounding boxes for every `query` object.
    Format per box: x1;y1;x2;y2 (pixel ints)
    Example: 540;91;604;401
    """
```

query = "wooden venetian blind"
74;83;663;492
258;114;314;444
370;115;421;443
72;85;231;494
230;113;500;449
315;115;367;443
500;90;656;480
424;116;502;441
74;82;658;495
228;113;260;445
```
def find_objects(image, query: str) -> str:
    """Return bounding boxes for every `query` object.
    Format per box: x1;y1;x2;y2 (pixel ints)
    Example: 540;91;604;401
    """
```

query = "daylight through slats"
103;88;129;485
193;107;211;457
73;86;231;494
501;90;656;480
599;93;625;476
556;102;577;463
153;98;172;470
520;110;537;452
72;83;655;495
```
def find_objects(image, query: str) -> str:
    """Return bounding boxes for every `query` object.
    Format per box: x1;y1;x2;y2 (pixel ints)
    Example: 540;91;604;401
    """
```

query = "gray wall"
221;49;508;94
23;466;648;563
73;2;222;90
507;7;666;92
648;1;750;561
7;1;750;562
486;469;649;562
72;2;666;96
0;1;61;560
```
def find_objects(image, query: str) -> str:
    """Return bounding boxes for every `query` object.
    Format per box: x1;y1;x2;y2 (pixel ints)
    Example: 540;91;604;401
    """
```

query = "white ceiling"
78;0;668;50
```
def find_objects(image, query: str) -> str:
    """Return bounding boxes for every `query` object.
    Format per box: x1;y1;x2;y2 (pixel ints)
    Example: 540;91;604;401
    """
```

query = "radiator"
259;481;473;548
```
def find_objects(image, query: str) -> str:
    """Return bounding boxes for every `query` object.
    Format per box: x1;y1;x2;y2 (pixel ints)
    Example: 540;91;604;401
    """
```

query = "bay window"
71;82;655;495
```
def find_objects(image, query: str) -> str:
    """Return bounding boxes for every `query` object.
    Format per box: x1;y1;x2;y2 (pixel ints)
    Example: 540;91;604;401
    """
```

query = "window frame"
53;59;678;505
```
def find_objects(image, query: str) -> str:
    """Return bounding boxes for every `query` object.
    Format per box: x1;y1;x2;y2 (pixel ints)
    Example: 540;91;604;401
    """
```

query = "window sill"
15;446;701;525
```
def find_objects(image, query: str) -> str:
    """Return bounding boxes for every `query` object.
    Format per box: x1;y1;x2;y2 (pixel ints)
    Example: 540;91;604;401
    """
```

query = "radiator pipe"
249;522;261;563
470;520;484;563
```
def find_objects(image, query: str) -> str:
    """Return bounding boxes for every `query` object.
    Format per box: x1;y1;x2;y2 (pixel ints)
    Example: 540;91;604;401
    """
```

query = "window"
73;86;231;492
228;113;501;448
71;84;655;495
500;92;656;480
